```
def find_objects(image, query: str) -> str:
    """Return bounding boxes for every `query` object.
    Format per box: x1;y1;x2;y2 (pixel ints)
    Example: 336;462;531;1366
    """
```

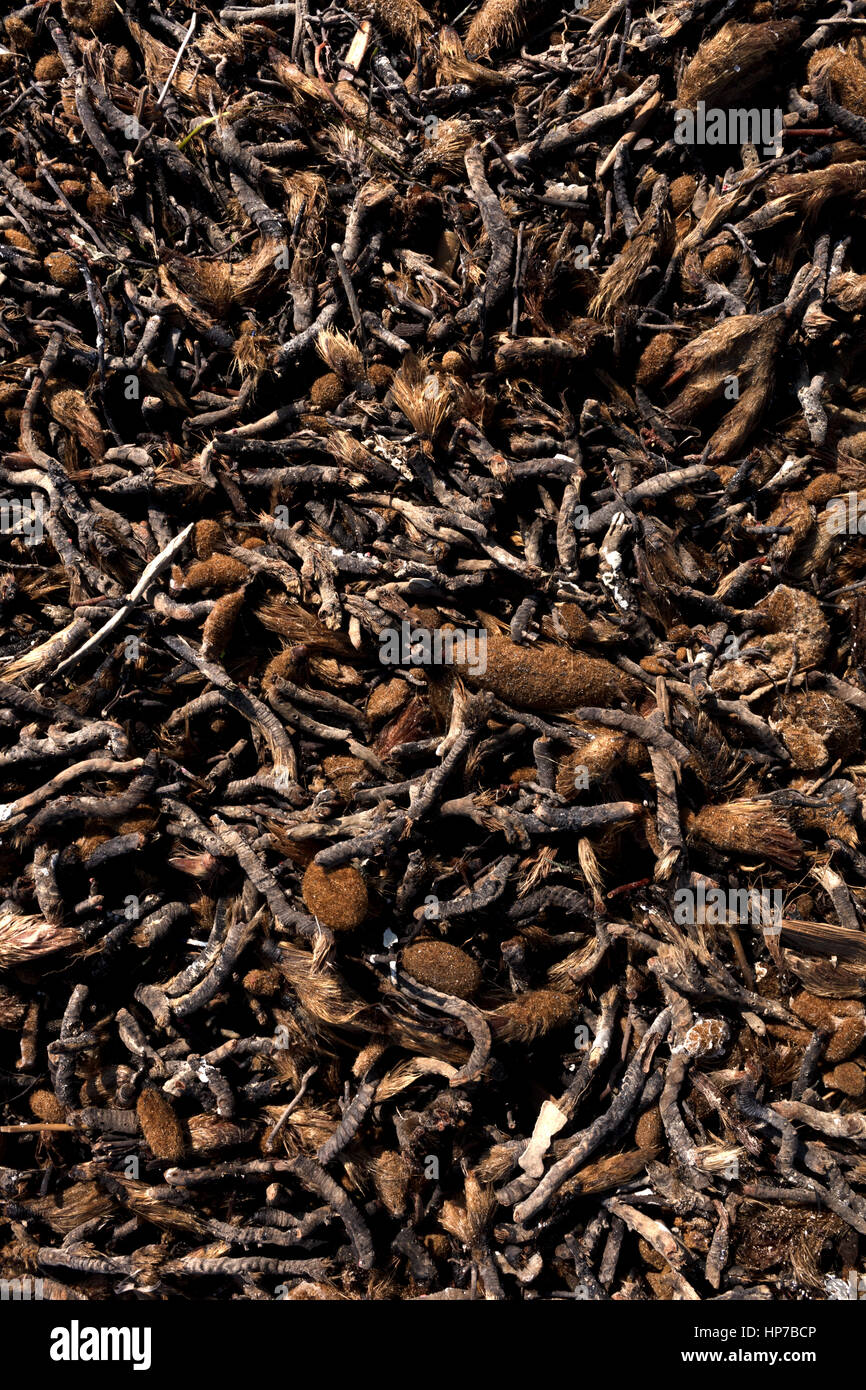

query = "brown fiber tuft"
201;588;245;659
463;632;640;711
685;799;803;868
176;555;249;592
136;1088;186;1160
302;862;369;930
677;21;800;108
30;1090;67;1123
402;940;481;999
487;989;574;1041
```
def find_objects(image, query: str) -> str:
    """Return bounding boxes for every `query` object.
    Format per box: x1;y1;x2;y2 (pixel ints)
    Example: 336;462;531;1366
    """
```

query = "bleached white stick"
157;14;197;108
54;522;194;676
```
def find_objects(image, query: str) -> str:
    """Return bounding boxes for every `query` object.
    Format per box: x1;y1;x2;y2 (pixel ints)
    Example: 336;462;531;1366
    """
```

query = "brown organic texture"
136;1089;186;1161
162;240;283;319
202;588;246;659
487;988;574;1040
302;863;369;930
0;912;80;970
402;940;482;998
590;179;674;322
61;0;114;36
29;1090;67;1124
808;46;866;119
677;21;801;109
709;586;831;697
665;314;787;463
463;634;641;710
44;385;105;462
685;800;804;869
2;0;866;1313
176;556;250;592
465;0;533;56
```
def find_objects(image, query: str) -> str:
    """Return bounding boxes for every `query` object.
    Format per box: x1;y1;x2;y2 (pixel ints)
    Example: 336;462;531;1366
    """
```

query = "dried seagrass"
1;0;866;1308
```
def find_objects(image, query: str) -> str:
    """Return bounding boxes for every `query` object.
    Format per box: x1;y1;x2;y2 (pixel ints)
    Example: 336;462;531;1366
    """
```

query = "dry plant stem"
436;854;519;919
48;984;88;1110
561;986;619;1118
792;1029;829;1101
164;635;297;777
0;0;865;1304
316;1053;388;1164
160;900;232;999
659;1047;700;1172
513;1007;672;1225
573;708;690;763
163;1157;374;1268
1;757;145;823
604;1198;699;1299
396;972;492;1085
265;1065;318;1149
54;524;195;676
141;912;260;1027
463;143;515;330
313;813;409;868
211;820;317;935
20;331;63;467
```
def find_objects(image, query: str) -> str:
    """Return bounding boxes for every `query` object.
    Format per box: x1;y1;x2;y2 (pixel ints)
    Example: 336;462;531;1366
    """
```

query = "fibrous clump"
202;588;246;659
487;989;574;1041
136;1089;186;1161
302;863;369;930
777;692;861;770
30;1089;67;1123
45;251;80;287
4;0;866;1316
636;332;679;387
44;385;104;462
61;0;115;35
402;940;481;998
807;46;866;119
0;911;80;971
677;21;801;108
710;586;830;697
465;0;533;57
462;633;640;711
685;800;803;868
174;556;249;592
665;313;788;463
